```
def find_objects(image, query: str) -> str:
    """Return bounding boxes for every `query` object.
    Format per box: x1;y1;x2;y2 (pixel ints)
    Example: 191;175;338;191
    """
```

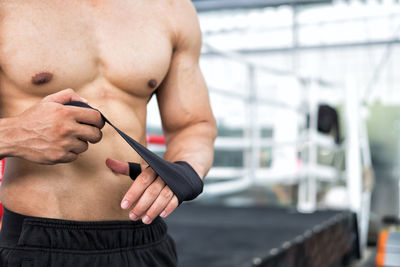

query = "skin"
0;0;217;224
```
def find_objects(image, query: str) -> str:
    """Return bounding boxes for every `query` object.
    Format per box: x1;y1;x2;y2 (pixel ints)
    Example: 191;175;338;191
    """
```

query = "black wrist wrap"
65;101;203;204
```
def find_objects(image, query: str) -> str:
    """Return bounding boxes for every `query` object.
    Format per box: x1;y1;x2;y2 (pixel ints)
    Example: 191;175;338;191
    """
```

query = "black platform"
166;204;359;267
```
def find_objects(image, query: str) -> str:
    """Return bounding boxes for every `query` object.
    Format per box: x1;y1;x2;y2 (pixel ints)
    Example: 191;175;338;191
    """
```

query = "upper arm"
156;0;215;139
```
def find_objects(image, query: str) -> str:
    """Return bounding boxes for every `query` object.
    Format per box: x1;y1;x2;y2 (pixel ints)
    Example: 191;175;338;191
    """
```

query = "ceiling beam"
201;39;400;55
192;0;332;11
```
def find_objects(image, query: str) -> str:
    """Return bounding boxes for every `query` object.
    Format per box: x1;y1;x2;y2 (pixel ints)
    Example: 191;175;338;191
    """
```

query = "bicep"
156;53;213;136
156;2;214;136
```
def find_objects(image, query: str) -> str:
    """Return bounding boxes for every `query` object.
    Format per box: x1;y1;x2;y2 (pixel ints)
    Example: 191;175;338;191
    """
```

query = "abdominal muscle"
0;84;151;221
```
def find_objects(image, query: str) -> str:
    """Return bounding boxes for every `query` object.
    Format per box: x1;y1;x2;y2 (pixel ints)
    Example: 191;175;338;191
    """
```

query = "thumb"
106;158;130;175
42;88;88;104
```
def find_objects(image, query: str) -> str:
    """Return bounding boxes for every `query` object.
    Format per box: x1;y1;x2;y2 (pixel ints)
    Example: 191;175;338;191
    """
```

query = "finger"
142;186;174;224
106;158;130;176
66;107;104;129
129;177;166;221
159;195;179;219
42;88;88;104
69;139;89;154
106;159;145;179
75;124;103;143
121;167;157;210
53;152;78;164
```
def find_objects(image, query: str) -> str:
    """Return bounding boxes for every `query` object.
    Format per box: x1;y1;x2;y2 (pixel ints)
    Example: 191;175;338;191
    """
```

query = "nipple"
148;79;157;89
31;72;53;85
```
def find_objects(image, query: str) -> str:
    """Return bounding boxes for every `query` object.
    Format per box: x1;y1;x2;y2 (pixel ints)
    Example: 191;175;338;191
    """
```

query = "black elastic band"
128;162;141;180
64;101;203;204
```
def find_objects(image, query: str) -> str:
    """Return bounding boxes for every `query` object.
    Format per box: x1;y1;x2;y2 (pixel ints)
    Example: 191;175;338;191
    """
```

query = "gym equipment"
376;216;400;267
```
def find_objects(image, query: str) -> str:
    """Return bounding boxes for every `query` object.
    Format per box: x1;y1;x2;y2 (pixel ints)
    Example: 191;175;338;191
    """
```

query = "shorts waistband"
0;206;167;251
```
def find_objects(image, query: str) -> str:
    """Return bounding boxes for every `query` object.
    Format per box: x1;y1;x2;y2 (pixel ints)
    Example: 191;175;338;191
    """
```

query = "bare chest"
0;1;173;98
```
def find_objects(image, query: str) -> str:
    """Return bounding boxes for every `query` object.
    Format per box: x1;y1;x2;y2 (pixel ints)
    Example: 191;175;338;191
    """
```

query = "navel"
31;72;53;85
148;79;157;89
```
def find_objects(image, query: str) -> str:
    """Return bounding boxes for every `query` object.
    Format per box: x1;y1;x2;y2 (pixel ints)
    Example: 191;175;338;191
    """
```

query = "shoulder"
158;0;198;22
159;0;202;54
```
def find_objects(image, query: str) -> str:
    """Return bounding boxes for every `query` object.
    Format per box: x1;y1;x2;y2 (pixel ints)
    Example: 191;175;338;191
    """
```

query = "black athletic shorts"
0;207;177;267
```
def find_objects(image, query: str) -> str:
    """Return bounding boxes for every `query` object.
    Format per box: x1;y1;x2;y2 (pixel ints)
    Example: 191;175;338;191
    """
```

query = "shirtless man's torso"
0;0;216;225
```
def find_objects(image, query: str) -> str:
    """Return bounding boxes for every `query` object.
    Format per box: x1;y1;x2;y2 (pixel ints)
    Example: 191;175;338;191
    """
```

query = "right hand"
9;89;105;164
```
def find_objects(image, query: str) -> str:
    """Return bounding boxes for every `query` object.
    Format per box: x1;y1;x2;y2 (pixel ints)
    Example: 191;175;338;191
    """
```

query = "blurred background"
146;0;400;266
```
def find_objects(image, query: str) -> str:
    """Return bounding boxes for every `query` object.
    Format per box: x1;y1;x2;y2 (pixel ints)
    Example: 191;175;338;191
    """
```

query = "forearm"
163;121;217;179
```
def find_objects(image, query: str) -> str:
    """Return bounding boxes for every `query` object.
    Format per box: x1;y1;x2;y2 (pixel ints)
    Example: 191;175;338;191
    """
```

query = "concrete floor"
350;247;376;267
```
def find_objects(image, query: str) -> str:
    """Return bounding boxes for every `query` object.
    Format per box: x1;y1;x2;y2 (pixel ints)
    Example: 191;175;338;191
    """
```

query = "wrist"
174;160;205;179
0;117;18;158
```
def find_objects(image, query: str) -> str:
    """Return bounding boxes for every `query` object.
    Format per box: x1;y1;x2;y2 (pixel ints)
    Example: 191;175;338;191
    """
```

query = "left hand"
106;158;179;224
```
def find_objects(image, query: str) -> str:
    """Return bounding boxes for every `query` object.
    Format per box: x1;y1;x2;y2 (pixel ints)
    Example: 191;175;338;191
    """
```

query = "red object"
0;158;4;177
147;134;166;145
0;159;4;221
